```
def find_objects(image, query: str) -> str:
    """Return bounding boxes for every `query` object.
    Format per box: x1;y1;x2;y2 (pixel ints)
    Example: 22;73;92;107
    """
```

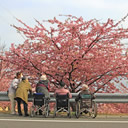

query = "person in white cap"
75;84;91;101
36;74;50;98
36;74;50;115
75;84;92;114
81;84;89;92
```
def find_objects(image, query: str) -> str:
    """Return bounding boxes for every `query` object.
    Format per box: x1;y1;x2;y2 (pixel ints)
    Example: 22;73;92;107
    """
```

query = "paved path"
0;113;128;128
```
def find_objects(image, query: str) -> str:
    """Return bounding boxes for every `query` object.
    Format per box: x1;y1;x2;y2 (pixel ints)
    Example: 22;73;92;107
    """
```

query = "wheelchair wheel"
44;105;50;118
53;105;57;118
30;106;35;117
67;103;71;118
53;110;56;118
67;108;71;118
75;101;80;118
89;101;97;118
67;112;71;118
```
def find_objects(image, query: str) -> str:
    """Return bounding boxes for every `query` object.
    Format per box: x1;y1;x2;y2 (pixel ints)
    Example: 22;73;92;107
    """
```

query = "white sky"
0;0;128;49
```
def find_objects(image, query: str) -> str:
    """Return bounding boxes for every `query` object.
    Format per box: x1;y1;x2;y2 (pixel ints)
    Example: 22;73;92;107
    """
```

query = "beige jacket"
15;80;32;104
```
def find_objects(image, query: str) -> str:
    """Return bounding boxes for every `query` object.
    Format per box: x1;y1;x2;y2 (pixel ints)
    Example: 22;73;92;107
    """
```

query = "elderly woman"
36;74;50;98
35;74;50;115
15;77;32;116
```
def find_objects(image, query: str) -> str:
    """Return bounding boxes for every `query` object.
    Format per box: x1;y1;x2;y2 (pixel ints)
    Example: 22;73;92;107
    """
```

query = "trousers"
8;93;16;114
16;98;28;115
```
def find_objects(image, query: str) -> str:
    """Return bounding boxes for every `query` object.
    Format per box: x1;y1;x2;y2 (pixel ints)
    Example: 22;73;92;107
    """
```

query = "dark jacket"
36;80;50;91
36;80;50;98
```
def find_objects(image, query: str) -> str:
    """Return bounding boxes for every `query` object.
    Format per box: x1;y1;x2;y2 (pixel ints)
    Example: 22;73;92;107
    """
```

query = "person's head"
81;84;89;91
40;74;47;81
22;76;28;82
16;72;22;79
60;81;65;87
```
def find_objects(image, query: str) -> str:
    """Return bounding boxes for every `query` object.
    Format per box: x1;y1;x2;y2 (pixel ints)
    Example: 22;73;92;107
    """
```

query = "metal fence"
1;91;128;103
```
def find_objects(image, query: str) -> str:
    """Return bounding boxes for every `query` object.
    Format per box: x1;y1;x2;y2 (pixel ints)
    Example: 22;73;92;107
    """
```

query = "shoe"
84;110;88;114
80;112;83;115
25;114;29;117
11;112;16;115
39;112;42;115
39;110;42;115
19;113;22;116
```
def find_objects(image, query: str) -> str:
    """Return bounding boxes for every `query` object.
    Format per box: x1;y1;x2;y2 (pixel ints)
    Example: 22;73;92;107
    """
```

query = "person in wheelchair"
75;84;93;114
30;92;50;117
54;81;72;117
54;81;72;98
35;74;50;115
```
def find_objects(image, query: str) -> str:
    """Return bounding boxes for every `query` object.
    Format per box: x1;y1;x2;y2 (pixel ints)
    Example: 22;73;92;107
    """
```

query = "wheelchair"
53;93;71;118
30;93;50;117
75;94;97;118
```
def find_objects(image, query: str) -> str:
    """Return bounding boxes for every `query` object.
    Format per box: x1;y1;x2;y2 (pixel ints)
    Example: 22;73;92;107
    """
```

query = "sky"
0;0;128;49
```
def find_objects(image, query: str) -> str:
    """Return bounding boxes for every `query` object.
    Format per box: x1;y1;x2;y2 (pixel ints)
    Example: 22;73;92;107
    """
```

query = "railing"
1;91;128;103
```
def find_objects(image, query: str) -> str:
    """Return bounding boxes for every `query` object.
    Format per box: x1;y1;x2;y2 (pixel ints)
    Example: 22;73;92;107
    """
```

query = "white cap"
40;75;47;80
82;84;89;90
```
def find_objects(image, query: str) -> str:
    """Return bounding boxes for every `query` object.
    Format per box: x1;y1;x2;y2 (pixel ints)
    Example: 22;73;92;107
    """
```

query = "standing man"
8;72;23;115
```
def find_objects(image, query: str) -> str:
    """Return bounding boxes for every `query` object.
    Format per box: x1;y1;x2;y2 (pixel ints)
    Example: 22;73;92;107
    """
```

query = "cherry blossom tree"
0;43;12;91
3;14;128;94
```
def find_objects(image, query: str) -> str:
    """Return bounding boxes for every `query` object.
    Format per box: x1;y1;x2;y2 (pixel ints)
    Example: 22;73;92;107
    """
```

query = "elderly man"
75;84;91;101
54;81;72;98
8;72;23;115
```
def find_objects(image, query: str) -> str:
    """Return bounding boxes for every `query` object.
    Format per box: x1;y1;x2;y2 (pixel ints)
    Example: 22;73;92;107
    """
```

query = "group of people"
8;72;90;116
8;72;32;116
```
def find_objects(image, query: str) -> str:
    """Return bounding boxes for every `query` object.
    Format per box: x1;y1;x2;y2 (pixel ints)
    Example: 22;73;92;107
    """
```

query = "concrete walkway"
0;112;128;119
